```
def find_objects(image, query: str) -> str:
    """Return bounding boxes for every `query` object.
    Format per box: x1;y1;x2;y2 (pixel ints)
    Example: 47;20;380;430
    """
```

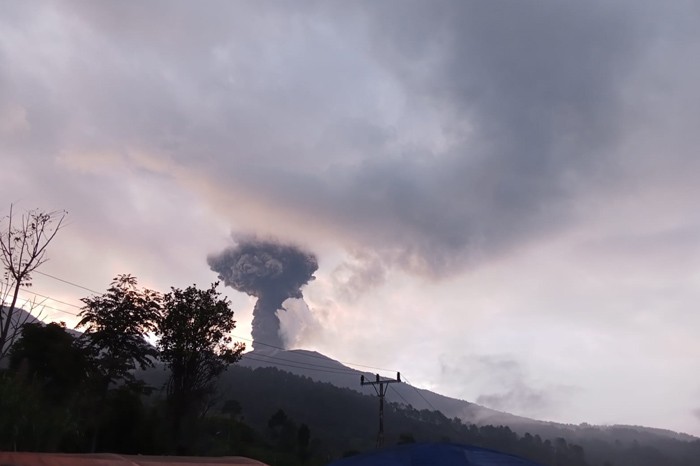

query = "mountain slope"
240;349;537;428
239;349;698;443
216;362;700;466
136;347;700;465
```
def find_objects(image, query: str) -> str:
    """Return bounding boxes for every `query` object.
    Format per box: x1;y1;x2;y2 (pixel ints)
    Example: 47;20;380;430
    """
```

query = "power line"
12;294;80;318
24;271;400;374
11;282;409;385
241;351;360;374
9;278;430;401
388;383;411;406
12;281;446;417
401;375;437;411
239;344;432;410
242;355;360;376
20;272;420;396
12;290;414;397
34;270;101;294
20;287;83;309
35;304;80;318
4;290;414;385
17;283;398;373
231;334;399;374
11;291;384;378
360;372;401;447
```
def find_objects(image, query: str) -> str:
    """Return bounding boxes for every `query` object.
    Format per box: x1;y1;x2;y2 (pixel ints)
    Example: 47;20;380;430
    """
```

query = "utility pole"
361;372;401;448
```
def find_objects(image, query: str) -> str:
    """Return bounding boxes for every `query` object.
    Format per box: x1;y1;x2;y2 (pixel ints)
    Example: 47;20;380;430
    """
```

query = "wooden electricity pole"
361;372;401;448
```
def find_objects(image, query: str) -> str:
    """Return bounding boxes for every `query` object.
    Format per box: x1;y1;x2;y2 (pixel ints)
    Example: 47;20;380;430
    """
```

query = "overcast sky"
2;0;700;436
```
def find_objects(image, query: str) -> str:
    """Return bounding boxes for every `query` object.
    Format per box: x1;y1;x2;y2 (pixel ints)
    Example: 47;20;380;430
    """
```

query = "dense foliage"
0;276;245;455
158;283;245;453
78;274;161;385
210;365;700;466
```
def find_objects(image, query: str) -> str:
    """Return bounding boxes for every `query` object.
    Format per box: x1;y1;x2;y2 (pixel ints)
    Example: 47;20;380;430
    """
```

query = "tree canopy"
158;282;245;453
9;321;93;404
77;274;161;386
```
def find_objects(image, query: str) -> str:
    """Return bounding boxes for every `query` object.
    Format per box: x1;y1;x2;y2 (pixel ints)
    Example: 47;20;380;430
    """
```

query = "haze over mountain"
239;348;698;443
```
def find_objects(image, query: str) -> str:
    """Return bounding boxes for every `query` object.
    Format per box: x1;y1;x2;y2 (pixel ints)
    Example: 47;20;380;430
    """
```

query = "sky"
1;0;700;436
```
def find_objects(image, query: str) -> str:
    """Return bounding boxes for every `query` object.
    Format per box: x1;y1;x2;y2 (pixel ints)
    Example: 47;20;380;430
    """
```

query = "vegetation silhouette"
1;205;67;361
1;244;699;465
158;282;245;453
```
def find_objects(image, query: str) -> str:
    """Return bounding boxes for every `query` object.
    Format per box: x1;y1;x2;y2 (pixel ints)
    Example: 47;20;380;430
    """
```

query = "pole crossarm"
360;372;401;448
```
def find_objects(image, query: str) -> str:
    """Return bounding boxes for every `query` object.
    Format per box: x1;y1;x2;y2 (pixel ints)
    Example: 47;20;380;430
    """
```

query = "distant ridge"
241;349;552;429
0;305;42;327
240;348;698;442
0;306;41;369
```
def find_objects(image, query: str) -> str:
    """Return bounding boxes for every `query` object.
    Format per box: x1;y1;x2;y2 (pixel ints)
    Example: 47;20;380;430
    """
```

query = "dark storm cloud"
0;1;677;279
195;0;651;276
339;1;646;272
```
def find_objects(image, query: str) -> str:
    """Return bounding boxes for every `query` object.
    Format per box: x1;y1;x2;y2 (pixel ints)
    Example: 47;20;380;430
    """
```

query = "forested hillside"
214;365;700;466
140;362;700;466
3;318;700;466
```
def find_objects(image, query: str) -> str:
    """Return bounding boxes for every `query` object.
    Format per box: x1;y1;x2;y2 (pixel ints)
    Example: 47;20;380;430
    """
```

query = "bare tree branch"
0;204;67;361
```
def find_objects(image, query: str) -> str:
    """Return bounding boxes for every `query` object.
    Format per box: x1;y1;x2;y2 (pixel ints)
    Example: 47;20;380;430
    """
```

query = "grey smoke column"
208;238;318;351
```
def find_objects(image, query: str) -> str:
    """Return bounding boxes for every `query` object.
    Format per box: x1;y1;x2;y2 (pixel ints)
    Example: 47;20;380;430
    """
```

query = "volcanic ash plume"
207;238;318;351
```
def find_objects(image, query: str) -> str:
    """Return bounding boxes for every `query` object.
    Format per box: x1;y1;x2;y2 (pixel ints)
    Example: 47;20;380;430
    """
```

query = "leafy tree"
96;386;156;454
223;399;242;420
267;408;298;453
297;423;311;462
9;322;93;404
0;371;46;451
157;282;244;453
77;274;161;387
4;322;95;451
77;274;161;452
0;205;67;360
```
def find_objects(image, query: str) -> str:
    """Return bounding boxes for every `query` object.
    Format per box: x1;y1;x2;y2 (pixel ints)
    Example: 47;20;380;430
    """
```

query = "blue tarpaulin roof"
327;443;544;466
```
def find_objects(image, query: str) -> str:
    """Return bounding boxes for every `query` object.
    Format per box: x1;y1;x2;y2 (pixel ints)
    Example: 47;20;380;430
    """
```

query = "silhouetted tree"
157;282;244;453
0;370;45;451
267;408;297;453
0;205;66;360
9;322;93;404
77;274;161;386
77;274;161;451
96;386;156;454
4;321;95;451
268;409;289;431
223;399;242;420
297;423;311;462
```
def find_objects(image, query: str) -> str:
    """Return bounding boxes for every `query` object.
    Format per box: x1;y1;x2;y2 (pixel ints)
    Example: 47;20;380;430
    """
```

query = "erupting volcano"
208;238;318;351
